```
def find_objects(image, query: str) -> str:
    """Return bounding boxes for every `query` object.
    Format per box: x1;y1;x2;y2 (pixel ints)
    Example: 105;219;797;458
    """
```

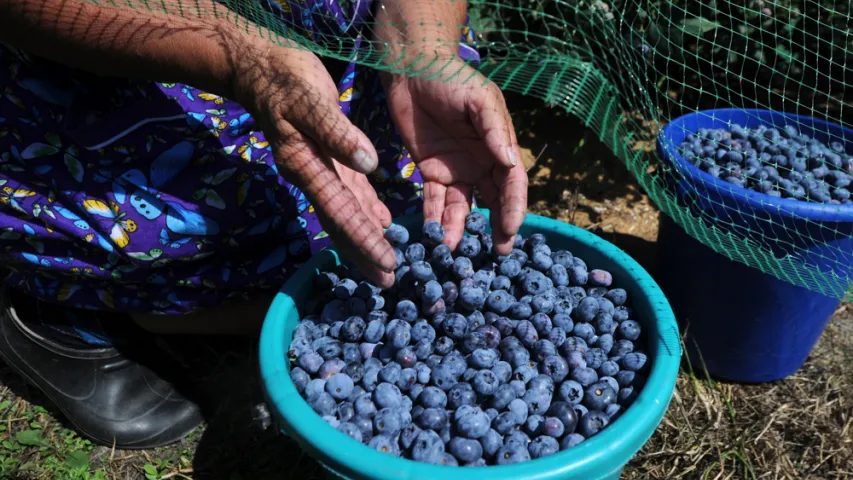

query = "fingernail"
504;146;518;167
353;150;378;173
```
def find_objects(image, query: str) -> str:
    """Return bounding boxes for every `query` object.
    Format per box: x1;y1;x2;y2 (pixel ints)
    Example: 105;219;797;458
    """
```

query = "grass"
2;100;853;479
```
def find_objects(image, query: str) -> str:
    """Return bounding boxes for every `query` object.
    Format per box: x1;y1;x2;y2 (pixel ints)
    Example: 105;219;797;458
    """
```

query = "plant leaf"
15;429;46;446
65;450;89;470
64;153;84;182
680;17;720;36
20;142;59;159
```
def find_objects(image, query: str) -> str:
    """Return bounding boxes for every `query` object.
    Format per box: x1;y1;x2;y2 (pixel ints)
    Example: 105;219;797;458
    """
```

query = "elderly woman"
0;0;527;449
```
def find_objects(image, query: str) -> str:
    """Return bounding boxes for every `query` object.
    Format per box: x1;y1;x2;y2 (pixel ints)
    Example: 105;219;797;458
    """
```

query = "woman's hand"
375;0;528;256
382;61;528;256
233;41;396;287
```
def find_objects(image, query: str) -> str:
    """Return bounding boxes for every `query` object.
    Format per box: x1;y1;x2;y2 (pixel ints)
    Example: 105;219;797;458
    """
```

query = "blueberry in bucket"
288;213;651;465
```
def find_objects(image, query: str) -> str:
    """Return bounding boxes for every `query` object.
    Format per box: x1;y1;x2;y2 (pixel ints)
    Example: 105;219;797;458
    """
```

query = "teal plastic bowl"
259;211;681;480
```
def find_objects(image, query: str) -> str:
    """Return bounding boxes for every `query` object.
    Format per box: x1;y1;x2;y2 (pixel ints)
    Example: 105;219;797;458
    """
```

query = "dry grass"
1;98;852;479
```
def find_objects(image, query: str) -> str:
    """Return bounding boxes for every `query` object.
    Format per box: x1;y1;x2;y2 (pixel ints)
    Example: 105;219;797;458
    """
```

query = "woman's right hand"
232;40;397;288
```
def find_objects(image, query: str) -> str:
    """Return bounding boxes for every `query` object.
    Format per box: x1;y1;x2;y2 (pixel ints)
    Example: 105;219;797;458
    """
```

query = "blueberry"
618;386;639;405
548;327;568;348
297;351;323;374
537;416;565;438
459;287;486;311
612;339;635;357
533;339;557;362
573;322;595;342
485;290;515;314
492;275;512;291
515;320;539;348
560;433;585;450
448;383;477;409
290;367;310;393
309;392;337;416
522;388;552;415
412;429;445;461
373;382;403;409
403;242;426;264
617;320;641;341
427;452;458;466
448;437;484;464
476;325;502;349
479;429;503;457
528;436;560;459
458;236;482;258
431;364;458;391
369;434;401;456
337;422;363;442
423;221;445;245
512;363;537;384
542;355;570;383
622;352;648;372
499;258;522;278
583;348;607;370
508;398;529;423
495;444;531;465
417;407;448;430
434;336;456;355
455;405;492;439
461;332;487;354
470;348;499;369
465;212;487;234
436;284;458;307
453;257;475;279
509;301;533;320
384;224;409;246
305;378;327;399
578;411;609;438
419;386;447;409
419;280;443;306
598;376;620;395
574;296;600;322
410;321;436;344
473;370;500;396
582;384;617;411
492;411;519;435
552;313;574;332
568;264;588;285
524;417;542;437
340;316;366;342
325;373;355;401
558;380;584;405
441;313;468;340
571;367;599;387
334;279;358;299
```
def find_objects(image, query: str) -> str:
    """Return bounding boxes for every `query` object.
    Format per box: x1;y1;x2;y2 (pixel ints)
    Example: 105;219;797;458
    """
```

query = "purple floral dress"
0;1;479;315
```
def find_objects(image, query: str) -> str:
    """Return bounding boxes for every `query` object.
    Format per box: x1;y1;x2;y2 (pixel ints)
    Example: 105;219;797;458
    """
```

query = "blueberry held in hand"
290;213;650;466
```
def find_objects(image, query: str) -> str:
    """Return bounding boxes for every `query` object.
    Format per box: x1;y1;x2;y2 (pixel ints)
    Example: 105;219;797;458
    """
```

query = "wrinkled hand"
382;60;528;256
232;40;395;287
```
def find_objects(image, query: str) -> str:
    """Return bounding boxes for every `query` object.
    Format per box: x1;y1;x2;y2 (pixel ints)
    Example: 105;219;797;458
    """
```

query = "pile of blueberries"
678;123;853;204
289;212;649;467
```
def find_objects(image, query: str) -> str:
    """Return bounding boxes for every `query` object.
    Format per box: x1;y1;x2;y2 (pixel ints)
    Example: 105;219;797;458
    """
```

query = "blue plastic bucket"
656;108;853;382
259;211;681;480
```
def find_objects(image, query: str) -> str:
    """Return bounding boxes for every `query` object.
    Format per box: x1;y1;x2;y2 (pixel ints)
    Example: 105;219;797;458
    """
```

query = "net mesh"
82;0;853;298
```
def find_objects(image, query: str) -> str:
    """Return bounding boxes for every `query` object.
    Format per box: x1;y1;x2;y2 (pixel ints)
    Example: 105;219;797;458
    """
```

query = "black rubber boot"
0;289;204;449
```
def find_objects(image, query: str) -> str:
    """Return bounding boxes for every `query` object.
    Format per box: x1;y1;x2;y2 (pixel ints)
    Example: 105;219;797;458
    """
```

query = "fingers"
467;81;520;170
423;182;446;225
491;161;528;255
274;122;396;288
284;76;380;175
441;183;473;252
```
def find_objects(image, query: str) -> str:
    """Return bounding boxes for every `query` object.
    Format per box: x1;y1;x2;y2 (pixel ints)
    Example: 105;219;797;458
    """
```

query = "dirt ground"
1;96;852;480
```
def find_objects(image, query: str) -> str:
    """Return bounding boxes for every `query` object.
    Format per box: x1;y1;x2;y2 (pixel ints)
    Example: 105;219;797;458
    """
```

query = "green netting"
86;0;853;298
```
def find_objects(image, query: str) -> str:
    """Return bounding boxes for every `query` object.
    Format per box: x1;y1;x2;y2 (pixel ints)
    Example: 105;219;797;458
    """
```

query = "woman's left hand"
382;60;528;256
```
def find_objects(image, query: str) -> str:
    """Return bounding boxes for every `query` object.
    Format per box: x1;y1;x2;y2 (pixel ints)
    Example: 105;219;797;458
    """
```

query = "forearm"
0;0;255;97
374;0;467;63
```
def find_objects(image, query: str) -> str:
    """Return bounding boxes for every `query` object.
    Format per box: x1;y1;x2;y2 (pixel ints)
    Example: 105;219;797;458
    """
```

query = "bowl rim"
259;211;681;480
657;107;853;222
